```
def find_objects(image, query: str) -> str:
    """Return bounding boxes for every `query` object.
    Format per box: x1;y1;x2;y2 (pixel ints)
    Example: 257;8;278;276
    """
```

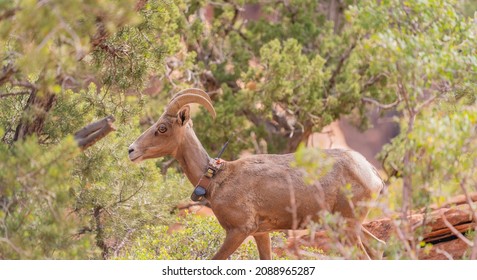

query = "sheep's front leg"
253;233;272;260
212;230;248;260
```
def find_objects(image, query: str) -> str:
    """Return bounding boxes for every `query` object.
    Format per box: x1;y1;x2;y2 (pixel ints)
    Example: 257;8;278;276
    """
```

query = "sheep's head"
128;88;216;162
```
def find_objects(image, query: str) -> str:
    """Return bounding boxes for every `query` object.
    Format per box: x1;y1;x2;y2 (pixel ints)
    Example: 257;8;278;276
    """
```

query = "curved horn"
166;93;216;118
169;88;213;104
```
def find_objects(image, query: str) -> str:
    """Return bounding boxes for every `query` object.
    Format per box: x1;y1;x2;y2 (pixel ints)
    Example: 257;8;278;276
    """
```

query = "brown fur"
128;90;385;260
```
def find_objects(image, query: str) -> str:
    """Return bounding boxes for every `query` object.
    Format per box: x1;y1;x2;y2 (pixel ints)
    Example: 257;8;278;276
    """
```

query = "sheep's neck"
173;125;210;187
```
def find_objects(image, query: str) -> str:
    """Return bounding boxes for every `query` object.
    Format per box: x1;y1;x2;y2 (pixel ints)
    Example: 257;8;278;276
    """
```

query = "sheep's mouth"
129;155;143;162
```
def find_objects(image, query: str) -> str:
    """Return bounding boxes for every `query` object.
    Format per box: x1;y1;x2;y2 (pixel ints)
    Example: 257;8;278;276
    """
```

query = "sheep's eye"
158;124;167;134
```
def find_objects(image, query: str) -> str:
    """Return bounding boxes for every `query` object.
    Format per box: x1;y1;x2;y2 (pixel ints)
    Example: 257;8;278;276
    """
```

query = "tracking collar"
191;158;225;201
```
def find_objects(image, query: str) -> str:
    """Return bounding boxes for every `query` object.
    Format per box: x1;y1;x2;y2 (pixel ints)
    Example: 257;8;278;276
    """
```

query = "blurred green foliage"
118;215;261;260
117;214;324;260
380;103;477;208
1;0;476;259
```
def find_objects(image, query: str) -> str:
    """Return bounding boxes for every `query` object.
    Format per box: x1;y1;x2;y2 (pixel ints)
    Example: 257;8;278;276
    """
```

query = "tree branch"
10;81;37;90
0;91;31;99
0;8;19;22
415;82;450;113
73;226;93;238
0;65;16;86
0;237;24;256
360;73;386;93
116;181;145;206
113;228;136;258
74;115;116;150
224;5;241;37
94;206;108;259
161;158;176;175
361;96;401;109
327;41;358;92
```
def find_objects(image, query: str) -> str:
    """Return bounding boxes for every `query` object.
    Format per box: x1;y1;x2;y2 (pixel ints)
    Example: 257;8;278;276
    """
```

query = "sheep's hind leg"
212;230;248;260
253;233;272;260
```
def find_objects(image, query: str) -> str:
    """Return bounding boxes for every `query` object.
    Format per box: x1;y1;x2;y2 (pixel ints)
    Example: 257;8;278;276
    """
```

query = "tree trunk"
327;0;343;34
286;124;313;153
94;206;109;260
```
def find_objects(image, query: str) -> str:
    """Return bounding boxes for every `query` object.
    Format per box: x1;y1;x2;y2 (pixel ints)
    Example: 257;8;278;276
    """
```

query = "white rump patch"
346;150;384;194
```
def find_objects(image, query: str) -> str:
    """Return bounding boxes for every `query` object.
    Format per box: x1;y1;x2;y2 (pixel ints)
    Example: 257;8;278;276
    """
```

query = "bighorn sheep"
128;88;385;259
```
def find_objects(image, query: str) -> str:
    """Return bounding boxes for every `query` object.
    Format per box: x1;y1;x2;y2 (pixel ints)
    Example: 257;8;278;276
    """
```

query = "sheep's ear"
177;105;191;126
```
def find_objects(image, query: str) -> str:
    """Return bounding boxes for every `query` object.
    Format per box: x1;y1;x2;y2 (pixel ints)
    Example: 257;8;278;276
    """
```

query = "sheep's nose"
128;147;134;154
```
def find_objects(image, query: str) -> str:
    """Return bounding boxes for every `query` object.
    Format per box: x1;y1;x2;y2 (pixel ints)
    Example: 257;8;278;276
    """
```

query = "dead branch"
74;115;116;150
113;228;136;258
327;41;358;92
160;158;176;175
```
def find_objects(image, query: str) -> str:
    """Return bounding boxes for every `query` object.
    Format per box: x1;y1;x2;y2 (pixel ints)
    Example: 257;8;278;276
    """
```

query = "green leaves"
117;215;292;260
380;103;477;208
0;136;83;259
354;0;477;104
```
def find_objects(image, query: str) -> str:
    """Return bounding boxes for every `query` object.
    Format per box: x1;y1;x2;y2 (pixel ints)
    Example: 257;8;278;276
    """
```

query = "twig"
0;64;16;86
458;175;477;259
0;237;24;256
440;213;474;247
161;158;176;175
415;82;450;113
0;91;31;99
360;73;387;92
37;24;61;51
73;226;93;238
10;81;37;90
435;248;454;260
361;96;401;109
415;95;437;113
115;180;146;206
381;206;417;259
